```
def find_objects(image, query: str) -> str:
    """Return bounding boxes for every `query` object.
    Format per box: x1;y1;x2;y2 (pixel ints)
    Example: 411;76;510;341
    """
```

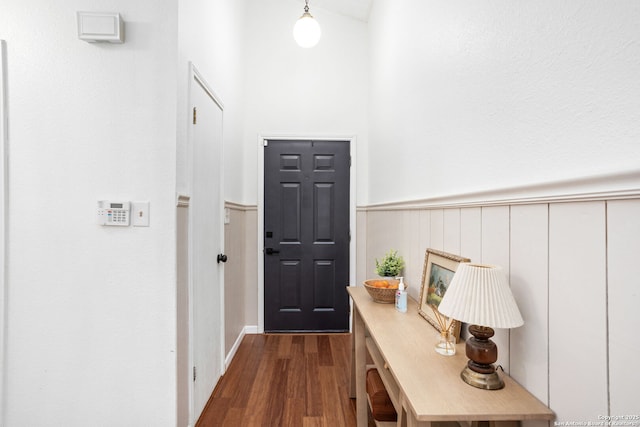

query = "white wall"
177;0;246;201
368;0;640;204
242;0;369;205
1;1;179;425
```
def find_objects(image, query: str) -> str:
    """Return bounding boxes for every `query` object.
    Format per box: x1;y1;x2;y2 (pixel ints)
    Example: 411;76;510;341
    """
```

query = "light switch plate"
132;201;150;227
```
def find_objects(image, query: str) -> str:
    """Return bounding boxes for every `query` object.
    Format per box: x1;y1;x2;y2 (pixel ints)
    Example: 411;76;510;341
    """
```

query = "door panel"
190;73;224;421
264;140;350;332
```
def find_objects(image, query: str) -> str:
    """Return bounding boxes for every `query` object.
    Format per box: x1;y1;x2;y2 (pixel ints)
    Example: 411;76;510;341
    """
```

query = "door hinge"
263;139;268;147
193;366;196;382
192;107;197;125
349;155;352;167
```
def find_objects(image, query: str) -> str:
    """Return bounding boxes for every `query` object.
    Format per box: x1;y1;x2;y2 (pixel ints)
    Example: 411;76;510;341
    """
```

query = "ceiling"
303;0;373;22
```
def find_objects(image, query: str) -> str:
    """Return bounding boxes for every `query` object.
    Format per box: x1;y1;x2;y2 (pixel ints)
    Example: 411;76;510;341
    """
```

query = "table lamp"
437;263;524;390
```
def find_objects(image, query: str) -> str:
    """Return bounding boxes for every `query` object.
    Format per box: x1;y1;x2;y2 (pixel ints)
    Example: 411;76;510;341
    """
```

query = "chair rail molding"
362;169;640;211
225;201;257;211
176;194;190;208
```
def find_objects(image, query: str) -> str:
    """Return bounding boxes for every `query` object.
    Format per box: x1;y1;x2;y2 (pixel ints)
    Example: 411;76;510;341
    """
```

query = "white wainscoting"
606;200;640;415
510;204;549;411
549;202;608;421
360;177;640;423
223;202;258;361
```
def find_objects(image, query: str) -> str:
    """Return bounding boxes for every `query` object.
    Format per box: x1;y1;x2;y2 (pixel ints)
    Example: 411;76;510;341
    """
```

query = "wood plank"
217;334;264;403
317;335;334;366
402;210;422;294
430;209;444;250
548;202;607;422
196;396;231;426
277;333;293;358
221;407;245;426
305;352;324;417
607;199;640;414
416;210;432;302
367;211;403;277
509;204;550;427
418;210;432;253
320;365;349;426
283;398;305;426
480;206;511;370
286;335;306;399
243;338;278;424
305;333;319;353
460;207;482;262
264;358;289;424
443;208;461;256
302;417;325;427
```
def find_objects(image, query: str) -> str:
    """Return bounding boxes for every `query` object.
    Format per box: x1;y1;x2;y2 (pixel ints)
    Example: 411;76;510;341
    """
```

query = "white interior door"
189;66;225;423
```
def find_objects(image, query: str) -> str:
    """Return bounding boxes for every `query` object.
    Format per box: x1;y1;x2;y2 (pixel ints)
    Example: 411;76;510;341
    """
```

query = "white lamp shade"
293;12;321;48
437;263;524;329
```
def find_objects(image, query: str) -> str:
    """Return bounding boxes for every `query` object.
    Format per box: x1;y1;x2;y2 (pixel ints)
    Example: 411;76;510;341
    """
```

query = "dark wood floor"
196;333;368;427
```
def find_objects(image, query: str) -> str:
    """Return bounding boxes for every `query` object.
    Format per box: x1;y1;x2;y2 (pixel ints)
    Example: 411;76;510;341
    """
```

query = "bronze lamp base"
461;364;504;390
461;325;505;390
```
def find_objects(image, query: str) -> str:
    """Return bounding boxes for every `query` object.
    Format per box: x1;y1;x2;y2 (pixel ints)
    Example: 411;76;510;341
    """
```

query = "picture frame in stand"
418;248;470;343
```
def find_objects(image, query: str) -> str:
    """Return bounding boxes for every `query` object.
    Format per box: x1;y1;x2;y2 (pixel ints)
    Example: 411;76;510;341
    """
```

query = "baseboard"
225;325;259;369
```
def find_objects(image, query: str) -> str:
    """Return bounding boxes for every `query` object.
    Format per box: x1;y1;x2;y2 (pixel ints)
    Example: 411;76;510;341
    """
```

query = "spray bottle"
395;277;407;313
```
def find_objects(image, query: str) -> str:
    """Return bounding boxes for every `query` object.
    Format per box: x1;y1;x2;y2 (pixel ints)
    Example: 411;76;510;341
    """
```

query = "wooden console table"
348;286;555;427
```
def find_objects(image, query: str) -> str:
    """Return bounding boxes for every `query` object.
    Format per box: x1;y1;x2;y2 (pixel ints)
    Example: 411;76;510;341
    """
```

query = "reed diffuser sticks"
430;304;453;334
431;305;456;355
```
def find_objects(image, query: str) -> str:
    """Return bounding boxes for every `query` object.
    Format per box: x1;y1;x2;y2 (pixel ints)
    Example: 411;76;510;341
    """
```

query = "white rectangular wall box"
77;12;124;44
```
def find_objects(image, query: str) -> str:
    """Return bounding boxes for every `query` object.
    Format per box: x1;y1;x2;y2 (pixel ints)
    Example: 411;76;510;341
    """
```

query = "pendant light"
293;0;321;48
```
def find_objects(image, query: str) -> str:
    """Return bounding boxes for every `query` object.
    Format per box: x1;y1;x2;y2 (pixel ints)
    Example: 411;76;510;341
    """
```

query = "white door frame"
0;40;8;425
186;63;225;426
256;134;357;333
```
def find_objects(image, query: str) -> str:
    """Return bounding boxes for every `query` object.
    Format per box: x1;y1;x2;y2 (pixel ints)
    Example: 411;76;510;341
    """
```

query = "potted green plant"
375;249;405;278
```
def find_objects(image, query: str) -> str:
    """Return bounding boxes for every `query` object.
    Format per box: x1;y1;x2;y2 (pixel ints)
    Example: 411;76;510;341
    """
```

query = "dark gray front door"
264;140;350;332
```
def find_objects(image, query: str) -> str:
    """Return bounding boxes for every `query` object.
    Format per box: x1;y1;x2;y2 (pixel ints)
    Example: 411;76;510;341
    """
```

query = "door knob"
265;248;280;255
217;254;228;263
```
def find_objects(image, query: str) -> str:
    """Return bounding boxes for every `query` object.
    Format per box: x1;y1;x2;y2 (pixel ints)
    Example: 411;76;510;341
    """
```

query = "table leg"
401;391;431;427
353;305;367;427
349;306;356;399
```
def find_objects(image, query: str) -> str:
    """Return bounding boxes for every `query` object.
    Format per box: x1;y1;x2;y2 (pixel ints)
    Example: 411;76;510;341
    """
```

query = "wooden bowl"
363;279;402;304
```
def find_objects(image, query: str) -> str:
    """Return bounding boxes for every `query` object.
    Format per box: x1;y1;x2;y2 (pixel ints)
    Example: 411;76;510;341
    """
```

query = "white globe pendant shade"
293;11;321;48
